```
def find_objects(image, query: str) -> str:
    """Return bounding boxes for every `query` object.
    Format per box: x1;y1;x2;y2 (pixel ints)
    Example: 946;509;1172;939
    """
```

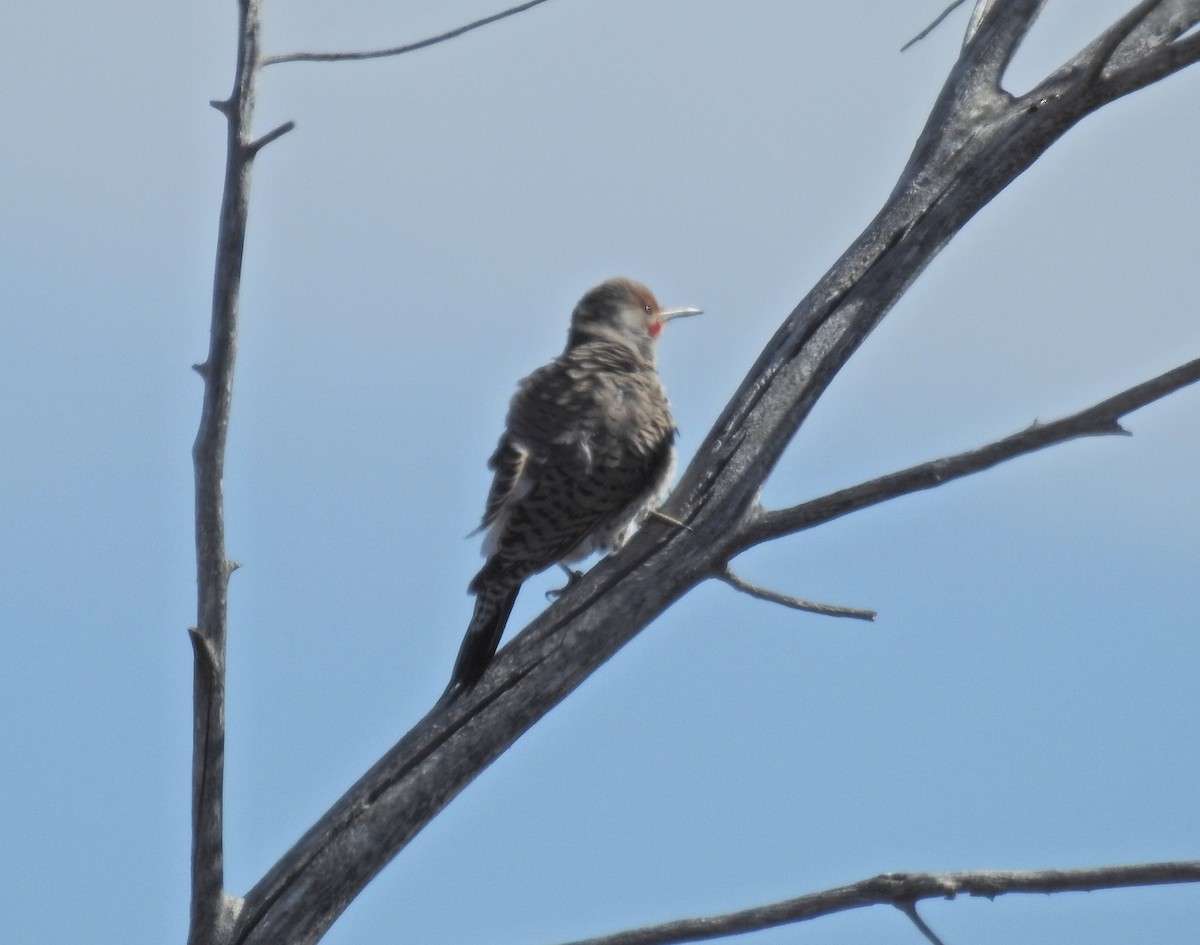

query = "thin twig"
901;0;972;52
553;862;1200;945
718;567;876;621
263;0;555;66
246;120;295;155
896;901;948;945
738;357;1200;552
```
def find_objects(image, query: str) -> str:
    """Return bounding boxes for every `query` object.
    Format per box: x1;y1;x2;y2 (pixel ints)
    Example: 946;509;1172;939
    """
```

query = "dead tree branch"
717;567;876;621
197;2;1200;943
897;902;949;945
735;356;1200;552
901;0;973;52
189;0;285;942
193;5;570;943
262;0;556;66
549;861;1200;945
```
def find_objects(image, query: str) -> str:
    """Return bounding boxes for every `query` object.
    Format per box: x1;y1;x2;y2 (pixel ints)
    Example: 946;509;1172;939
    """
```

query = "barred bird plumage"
444;277;700;698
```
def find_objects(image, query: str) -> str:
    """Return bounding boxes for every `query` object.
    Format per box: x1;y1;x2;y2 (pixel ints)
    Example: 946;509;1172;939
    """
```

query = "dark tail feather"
442;582;520;701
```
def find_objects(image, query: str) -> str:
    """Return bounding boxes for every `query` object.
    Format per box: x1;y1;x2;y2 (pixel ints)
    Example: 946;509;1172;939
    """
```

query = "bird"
444;277;700;698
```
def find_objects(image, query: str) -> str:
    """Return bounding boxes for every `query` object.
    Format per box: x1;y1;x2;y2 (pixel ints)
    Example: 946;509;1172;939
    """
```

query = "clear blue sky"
3;2;1198;943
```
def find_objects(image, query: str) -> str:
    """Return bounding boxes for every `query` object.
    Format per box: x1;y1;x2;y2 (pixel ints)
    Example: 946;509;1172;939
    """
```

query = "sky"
3;2;1199;944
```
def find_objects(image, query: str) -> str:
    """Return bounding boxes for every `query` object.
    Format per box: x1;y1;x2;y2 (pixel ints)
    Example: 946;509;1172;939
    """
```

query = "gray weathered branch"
189;0;277;942
189;3;565;943
717;566;876;621
262;0;556;66
222;4;1200;942
901;0;973;53
735;356;1200;552
550;861;1200;945
1035;0;1200;100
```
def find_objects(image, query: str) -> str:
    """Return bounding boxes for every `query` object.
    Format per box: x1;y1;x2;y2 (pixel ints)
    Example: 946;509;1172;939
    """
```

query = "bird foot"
545;565;585;601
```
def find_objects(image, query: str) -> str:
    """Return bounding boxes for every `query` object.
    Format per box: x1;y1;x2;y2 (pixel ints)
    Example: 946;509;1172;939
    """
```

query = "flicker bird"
445;277;700;697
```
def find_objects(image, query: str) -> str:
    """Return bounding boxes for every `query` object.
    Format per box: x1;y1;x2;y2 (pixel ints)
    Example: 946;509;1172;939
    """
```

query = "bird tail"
442;578;520;702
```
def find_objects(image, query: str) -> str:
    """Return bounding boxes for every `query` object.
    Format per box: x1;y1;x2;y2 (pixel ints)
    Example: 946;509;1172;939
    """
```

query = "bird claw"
545;566;584;601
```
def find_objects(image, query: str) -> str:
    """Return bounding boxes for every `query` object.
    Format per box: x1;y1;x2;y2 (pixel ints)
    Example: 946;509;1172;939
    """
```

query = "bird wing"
475;361;568;536
479;436;531;533
475;360;594;550
476;349;674;566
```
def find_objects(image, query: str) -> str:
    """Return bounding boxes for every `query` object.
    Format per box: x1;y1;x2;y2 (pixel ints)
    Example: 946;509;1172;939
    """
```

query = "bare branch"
263;0;555;66
738;357;1200;552
1080;0;1168;85
1094;0;1200;76
223;5;1200;942
901;0;972;53
1033;1;1200;103
552;862;1200;945
964;0;1003;47
1099;29;1200;98
187;623;225;925
958;0;1046;90
246;119;296;155
1115;0;1200;62
717;567;876;621
896;901;948;945
190;0;272;941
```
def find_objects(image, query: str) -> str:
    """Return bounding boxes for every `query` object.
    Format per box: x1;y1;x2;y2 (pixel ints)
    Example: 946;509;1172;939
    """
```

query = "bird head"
567;277;701;361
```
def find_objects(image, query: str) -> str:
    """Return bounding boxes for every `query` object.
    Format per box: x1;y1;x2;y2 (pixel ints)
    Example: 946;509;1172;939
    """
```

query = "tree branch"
900;0;972;53
1100;29;1200;98
1080;0;1167;85
190;0;273;942
246;119;295;155
262;0;556;66
1035;1;1200;102
716;567;876;621
737;357;1200;552
1091;0;1200;77
1114;0;1200;62
551;862;1200;945
896;901;948;945
223;5;1200;943
958;0;1046;90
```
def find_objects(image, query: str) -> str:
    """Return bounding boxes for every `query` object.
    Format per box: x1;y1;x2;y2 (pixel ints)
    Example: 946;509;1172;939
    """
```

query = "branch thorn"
647;508;692;531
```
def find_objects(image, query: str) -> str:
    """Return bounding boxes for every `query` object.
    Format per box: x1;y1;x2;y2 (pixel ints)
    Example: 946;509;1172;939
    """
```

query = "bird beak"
658;306;702;322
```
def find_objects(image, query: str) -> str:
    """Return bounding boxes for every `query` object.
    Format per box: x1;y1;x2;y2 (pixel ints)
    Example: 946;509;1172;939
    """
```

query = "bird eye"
644;303;652;314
